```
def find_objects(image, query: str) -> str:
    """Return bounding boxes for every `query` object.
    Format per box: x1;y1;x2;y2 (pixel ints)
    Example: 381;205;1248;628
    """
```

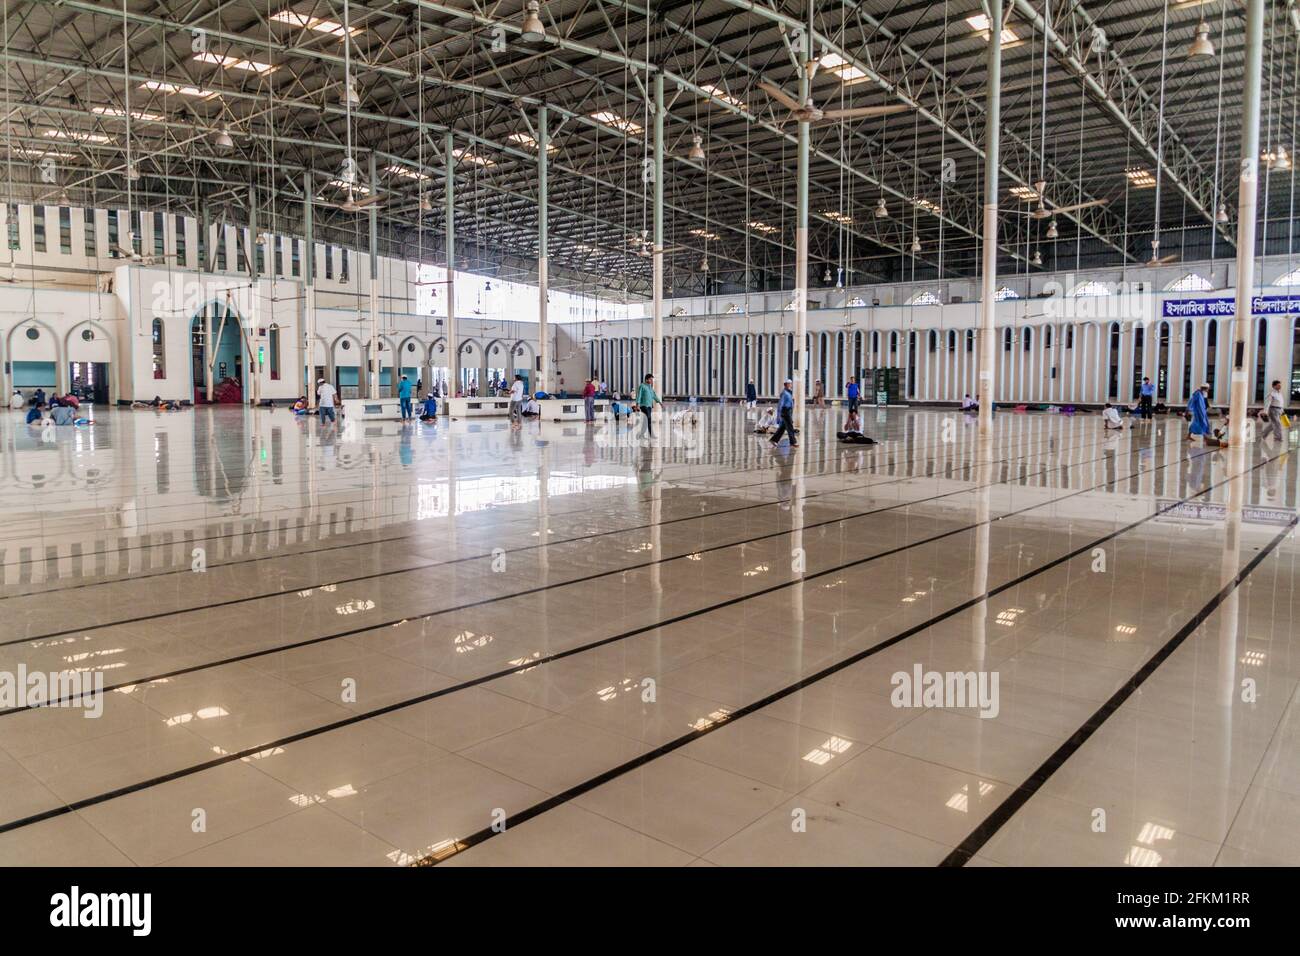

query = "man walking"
508;374;526;426
846;376;860;414
636;373;662;438
1265;379;1286;444
316;377;338;427
1139;376;1155;419
583;378;597;422
770;378;798;447
744;380;757;408
398;375;413;421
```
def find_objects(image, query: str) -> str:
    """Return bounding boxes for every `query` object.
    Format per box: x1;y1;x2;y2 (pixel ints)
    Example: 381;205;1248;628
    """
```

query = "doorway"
69;362;109;404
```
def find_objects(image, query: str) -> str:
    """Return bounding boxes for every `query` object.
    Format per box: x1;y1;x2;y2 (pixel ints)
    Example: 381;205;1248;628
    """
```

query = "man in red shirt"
583;379;597;422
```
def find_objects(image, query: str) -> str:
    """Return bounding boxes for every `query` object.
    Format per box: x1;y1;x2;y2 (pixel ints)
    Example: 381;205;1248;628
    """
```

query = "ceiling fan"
114;237;181;265
758;77;911;127
319;183;383;213
1008;181;1110;220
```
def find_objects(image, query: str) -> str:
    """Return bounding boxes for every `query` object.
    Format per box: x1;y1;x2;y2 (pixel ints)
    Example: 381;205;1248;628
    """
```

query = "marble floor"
1;402;1298;867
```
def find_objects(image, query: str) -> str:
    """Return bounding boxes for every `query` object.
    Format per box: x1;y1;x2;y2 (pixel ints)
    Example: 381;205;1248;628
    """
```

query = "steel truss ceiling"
0;0;1296;299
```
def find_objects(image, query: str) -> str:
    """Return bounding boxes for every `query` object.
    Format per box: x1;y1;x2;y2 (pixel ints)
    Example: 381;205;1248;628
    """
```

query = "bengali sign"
1162;295;1300;319
1155;498;1296;526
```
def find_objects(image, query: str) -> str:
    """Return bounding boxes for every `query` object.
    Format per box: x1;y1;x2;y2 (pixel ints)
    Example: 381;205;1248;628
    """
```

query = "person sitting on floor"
1102;403;1125;430
25;403;45;424
9;388;23;409
961;394;979;412
419;393;439;422
754;406;777;434
292;396;309;414
522;397;541;417
60;393;79;411
837;410;877;444
49;403;75;426
30;388;46;407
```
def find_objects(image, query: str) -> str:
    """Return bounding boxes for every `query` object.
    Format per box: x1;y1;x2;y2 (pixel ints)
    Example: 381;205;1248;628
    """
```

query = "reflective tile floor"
1;403;1298;866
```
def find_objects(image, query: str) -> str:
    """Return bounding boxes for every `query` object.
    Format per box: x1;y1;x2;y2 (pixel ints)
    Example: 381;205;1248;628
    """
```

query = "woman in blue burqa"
1187;383;1211;441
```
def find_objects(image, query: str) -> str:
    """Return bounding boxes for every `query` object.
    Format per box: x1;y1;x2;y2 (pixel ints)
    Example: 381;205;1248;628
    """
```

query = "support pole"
303;169;316;399
445;130;460;396
794;58;810;423
247;184;260;406
368;151;381;399
652;72;664;390
1229;0;1265;446
977;0;1003;436
538;105;549;393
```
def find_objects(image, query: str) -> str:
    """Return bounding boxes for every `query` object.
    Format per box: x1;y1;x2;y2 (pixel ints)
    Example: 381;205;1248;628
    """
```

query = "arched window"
1166;273;1213;292
1205;319;1218;396
1156;321;1170;398
1108;322;1121;399
1131;325;1145;396
907;331;917;397
909;289;941;306
1073;280;1112;297
993;285;1019;301
1275;267;1300;286
928;330;938;353
152;317;166;379
1003;327;1012;352
1023;328;1032;352
1182;320;1194;398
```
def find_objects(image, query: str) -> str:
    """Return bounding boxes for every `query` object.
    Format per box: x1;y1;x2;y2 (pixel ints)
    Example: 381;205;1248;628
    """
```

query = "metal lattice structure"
1;0;1297;298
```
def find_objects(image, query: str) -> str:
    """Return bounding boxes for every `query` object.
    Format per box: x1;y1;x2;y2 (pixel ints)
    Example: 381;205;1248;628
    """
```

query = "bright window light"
271;10;361;37
1073;280;1112;297
1010;185;1040;201
913;196;942;214
748;220;778;233
506;132;557;152
823;210;853;224
44;129;110;143
384;164;429;181
994;285;1020;300
1167;273;1213;292
452;147;495;167
590;110;642;135
140;80;219;99
966;14;1018;44
1125;167;1157;188
689;227;720;241
91;106;163;122
193;52;277;74
818;51;870;84
1276;267;1300;286
700;83;746;109
910;290;941;305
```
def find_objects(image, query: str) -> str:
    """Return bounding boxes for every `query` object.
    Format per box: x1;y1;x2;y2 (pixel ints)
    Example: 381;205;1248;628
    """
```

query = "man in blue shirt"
1139;376;1154;419
398;375;413;420
770;379;798;447
846;376;861;414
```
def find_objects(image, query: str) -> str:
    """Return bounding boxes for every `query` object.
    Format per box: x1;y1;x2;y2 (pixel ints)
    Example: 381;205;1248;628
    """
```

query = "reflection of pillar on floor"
537;443;550;575
1217;441;1247;709
971;434;995;664
650;441;662;596
791;452;805;627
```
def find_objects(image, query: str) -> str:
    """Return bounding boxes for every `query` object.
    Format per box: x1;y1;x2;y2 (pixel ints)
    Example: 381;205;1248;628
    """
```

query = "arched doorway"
190;300;244;403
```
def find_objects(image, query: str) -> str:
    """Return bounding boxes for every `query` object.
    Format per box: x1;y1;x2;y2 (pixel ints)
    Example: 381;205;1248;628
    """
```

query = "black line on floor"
413;452;1281;865
937;514;1299;867
0;445;1244;838
0;425;1004;613
2;436;1185;708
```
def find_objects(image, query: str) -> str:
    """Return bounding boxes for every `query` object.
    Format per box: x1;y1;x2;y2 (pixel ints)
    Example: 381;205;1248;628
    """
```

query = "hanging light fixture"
698;256;709;273
688;133;705;162
1031;250;1043;267
910;236;921;254
126;161;141;181
520;1;546;43
822;267;832;284
213;125;234;149
1216;203;1230;224
1272;146;1293;171
341;76;360;107
419;196;433;212
1046;218;1059;239
1187;21;1215;59
874;197;889;218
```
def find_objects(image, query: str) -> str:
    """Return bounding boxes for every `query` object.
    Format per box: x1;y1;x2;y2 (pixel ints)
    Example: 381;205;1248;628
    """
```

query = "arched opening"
1255;319;1268;403
66;322;113;404
1205;319;1218;398
1156;321;1170;399
151;317;166;379
191;301;244;402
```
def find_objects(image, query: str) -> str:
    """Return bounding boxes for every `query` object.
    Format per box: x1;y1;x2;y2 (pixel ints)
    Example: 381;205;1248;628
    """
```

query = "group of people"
12;388;82;411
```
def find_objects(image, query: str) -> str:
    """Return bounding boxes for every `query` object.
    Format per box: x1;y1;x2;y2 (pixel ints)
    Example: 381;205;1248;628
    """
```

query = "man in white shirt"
316;378;338;425
1102;403;1124;430
508;374;526;425
1265;379;1286;443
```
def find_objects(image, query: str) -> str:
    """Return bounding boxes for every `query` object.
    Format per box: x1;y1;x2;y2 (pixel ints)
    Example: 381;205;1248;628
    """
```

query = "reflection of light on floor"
1241;650;1266;666
689;708;732;731
995;608;1024;627
454;630;493;653
335;599;375;615
597;677;636;702
393;838;467;865
1124;821;1176;867
945;781;995;813
289;783;358;807
1114;623;1137;636
802;736;852;765
62;648;124;663
165;705;229;727
507;651;542;672
742;564;769;577
417;473;639;518
210;744;284;761
901;590;928;604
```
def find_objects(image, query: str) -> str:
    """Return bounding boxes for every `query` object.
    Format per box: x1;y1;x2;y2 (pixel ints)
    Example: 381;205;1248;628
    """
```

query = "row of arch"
589;319;1300;406
0;318;115;398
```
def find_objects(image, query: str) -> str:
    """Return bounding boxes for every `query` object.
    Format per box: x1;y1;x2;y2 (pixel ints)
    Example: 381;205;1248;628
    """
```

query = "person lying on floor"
25;403;45;424
837;410;877;443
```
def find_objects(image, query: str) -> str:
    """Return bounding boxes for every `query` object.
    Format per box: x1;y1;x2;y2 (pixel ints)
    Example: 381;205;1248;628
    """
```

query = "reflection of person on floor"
1102;403;1125;430
754;407;777;434
837;410;876;443
1187;384;1211;441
